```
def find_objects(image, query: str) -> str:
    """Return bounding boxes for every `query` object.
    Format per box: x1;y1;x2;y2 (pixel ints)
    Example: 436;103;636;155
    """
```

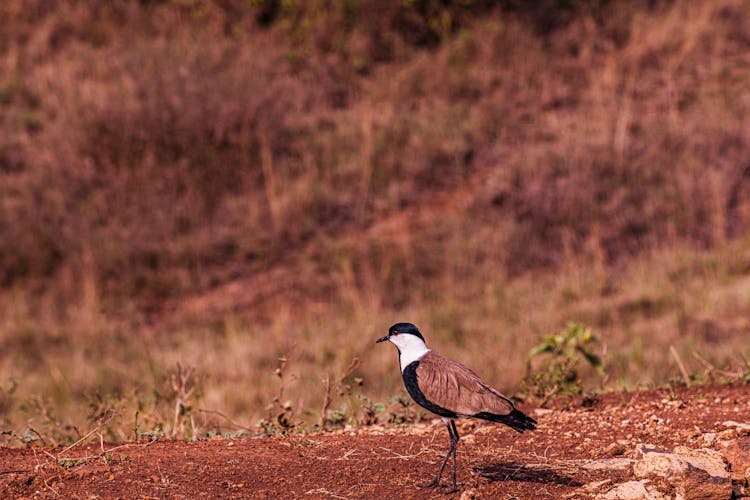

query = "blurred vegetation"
1;0;750;442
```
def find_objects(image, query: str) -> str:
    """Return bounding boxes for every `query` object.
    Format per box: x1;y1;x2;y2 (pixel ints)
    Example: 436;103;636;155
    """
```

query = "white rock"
632;445;731;500
601;480;667;500
723;420;750;435
672;446;730;478
701;432;717;446
583;479;611;491
459;488;477;500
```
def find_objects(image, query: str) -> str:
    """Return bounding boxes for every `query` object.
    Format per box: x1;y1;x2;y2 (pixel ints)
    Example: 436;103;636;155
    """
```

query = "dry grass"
1;0;750;441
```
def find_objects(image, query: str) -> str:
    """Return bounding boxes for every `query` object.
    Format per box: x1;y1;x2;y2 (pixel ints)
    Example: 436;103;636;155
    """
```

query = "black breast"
402;361;458;419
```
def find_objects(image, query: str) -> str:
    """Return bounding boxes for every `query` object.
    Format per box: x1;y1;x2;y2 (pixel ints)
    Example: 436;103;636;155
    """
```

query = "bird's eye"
392;331;399;335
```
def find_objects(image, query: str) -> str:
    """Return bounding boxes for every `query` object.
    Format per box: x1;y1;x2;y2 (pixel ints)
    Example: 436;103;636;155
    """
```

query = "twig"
320;374;332;429
0;469;33;475
504;462;526;481
41;473;59;497
26;428;51;448
320;356;361;429
692;351;740;378
57;442;154;466
170;362;196;440
198;408;254;433
378;447;429;460
58;423;103;457
335;449;359;460
340;357;361;381
259;132;280;233
670;346;691;387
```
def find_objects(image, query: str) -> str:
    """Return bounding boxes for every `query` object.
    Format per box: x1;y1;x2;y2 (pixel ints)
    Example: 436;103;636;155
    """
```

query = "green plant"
59;457;88;468
356;395;385;426
138;425;165;442
387;396;422;425
741;355;750;385
523;323;605;403
222;429;248;439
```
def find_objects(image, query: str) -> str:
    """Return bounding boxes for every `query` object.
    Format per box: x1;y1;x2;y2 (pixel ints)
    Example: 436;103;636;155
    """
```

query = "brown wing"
415;351;514;417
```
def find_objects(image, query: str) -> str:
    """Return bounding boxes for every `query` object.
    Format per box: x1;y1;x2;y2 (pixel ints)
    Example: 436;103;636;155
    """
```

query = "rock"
583;479;611;491
718;429;738;440
601;480;667;500
633;445;731;500
716;420;750;441
581;458;635;471
719;437;750;480
672;446;730;479
459;488;477;500
648;414;666;425
604;441;628;457
733;466;750;499
733;479;748;499
723;421;750;435
701;432;717;447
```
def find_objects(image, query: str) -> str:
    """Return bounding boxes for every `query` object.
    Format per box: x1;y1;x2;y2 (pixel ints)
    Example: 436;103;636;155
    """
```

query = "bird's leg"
419;419;456;490
441;420;459;494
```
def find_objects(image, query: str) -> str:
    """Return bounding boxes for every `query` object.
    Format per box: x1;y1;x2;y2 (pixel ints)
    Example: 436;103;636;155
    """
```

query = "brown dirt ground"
2;384;749;499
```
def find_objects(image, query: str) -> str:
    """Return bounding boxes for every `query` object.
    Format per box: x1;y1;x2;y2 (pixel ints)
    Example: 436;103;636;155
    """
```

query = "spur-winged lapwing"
377;322;536;494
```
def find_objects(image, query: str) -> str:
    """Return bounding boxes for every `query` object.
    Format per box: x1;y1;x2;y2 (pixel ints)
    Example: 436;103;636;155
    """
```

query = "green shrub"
523;323;605;403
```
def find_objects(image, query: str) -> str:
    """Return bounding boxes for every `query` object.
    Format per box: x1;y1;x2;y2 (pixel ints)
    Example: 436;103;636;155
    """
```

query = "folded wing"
415;351;514;417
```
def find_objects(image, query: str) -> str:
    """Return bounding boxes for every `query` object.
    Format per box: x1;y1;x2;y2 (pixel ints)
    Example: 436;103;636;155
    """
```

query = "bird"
376;322;536;494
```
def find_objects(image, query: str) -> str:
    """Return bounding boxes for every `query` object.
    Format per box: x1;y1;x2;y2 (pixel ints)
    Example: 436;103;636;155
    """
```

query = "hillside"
1;0;750;441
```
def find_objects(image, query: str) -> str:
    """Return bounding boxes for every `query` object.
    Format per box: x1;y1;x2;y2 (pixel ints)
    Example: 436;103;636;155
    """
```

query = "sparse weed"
59;457;89;468
169;363;200;440
138;425;166;442
356;395;386;426
222;429;249;439
0;378;18;419
741;356;750;385
258;355;302;435
387;396;422;425
320;357;361;430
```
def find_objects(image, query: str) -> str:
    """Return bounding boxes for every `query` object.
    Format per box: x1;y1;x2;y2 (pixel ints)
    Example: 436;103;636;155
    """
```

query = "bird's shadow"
475;462;583;487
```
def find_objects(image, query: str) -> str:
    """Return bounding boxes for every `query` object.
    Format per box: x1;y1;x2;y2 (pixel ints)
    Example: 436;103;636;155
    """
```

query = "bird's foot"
417;477;440;489
439;485;458;495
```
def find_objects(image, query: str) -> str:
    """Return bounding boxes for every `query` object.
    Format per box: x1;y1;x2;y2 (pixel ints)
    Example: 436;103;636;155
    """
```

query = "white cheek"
390;335;429;371
390;336;407;350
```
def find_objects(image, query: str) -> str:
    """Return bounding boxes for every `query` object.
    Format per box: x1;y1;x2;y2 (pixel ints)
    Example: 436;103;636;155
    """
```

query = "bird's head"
376;322;426;352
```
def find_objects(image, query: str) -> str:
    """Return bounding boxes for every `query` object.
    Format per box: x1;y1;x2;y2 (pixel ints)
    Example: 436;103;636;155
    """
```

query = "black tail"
474;408;537;433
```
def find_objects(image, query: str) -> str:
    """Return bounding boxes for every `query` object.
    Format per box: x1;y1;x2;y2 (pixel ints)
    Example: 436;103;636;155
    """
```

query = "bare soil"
2;384;749;499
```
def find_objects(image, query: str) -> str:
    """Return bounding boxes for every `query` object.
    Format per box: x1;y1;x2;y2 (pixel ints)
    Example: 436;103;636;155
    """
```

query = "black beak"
375;334;390;344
